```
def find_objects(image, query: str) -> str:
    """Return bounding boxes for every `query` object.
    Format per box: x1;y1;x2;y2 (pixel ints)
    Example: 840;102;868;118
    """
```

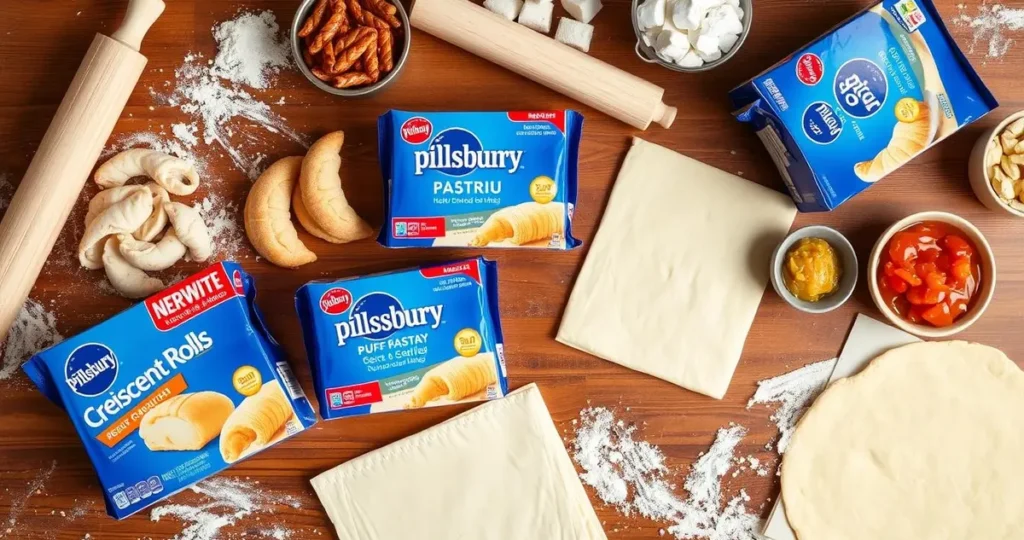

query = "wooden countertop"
0;0;1020;538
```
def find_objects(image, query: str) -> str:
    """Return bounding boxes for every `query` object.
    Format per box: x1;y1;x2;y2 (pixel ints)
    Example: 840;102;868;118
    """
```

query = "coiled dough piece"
102;236;165;299
79;190;154;269
139;391;235;451
854;99;934;183
469;202;564;247
85;183;170;242
95;149;200;196
406;354;498;409
244;156;317;268
299;131;373;243
164;201;213;262
293;184;346;243
118;231;187;271
220;380;294;463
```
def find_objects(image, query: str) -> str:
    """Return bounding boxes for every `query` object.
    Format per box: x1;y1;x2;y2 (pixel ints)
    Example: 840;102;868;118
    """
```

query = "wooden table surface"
0;0;1020;538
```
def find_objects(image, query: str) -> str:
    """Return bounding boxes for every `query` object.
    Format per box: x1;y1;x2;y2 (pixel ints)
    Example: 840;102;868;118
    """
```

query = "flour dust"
954;3;1024;59
746;358;836;453
0;299;63;383
150;477;301;540
194;194;247;261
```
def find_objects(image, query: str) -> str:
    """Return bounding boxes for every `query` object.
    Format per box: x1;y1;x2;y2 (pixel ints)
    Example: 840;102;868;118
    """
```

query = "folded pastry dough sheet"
557;138;797;399
310;383;606;540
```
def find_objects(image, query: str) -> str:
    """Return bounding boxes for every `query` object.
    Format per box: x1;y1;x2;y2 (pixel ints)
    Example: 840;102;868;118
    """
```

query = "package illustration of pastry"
729;0;997;211
377;110;583;249
296;257;508;419
22;262;317;519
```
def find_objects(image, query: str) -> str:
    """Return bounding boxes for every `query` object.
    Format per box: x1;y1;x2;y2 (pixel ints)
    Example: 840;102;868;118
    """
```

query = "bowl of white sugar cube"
633;0;751;72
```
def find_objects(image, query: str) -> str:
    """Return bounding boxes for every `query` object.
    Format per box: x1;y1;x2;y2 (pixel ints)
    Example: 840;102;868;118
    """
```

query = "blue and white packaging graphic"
377;110;583;249
729;0;997;211
24;262;317;519
296;257;508;420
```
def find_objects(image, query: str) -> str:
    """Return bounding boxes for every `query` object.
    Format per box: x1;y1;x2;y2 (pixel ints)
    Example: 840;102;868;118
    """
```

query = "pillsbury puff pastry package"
377;110;583;249
23;262;317;519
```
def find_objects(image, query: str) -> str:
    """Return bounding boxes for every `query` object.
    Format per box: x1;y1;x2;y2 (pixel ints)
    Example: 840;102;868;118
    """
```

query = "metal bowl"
291;0;411;96
631;0;752;73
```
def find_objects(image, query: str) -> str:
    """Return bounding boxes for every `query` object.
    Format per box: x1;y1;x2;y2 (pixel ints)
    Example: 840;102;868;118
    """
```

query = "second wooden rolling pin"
410;0;677;130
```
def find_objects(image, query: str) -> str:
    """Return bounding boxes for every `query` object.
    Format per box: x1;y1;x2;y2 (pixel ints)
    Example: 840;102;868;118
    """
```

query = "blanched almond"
986;140;1003;168
1007;117;1024;137
1001;131;1018;154
1002;155;1021;180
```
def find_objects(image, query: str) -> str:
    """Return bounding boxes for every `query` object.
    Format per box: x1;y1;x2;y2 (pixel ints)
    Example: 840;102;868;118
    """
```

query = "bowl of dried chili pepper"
868;211;996;338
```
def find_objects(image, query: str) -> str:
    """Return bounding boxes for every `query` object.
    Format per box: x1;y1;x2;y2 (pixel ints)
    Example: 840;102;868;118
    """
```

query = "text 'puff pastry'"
854;98;934;183
406;354;498;409
95;149;200;196
469;202;564;247
220;380;294;463
139;391;235;451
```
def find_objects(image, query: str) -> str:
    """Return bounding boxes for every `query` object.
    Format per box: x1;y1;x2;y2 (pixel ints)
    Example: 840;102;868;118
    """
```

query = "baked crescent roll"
220;380;294;463
406;354;498;409
139;391;235;451
468;202;564;247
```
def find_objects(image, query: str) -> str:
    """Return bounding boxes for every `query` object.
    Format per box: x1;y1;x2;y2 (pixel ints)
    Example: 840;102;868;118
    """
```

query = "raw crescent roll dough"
135;183;171;242
85;185;145;227
79;190;154;269
469;202;564;247
164;201;214;262
244;156;317;268
299;131;374;243
293;183;347;243
406;354;498;408
118;231;187;271
220;380;294;463
102;236;165;299
139;391;235;451
95;148;200;196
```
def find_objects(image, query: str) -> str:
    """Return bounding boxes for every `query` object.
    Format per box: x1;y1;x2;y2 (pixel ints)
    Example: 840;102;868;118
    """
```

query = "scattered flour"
212;11;293;89
194;194;248;261
746;358;836;453
172;122;200;148
0;299;63;382
150;477;299;540
572;408;764;540
954;3;1024;58
107;131;206;176
2;461;57;537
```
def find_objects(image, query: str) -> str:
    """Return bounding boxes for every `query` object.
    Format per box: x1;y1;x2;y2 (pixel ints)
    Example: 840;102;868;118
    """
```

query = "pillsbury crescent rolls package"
729;0;997;212
377;110;582;249
23;262;317;519
295;257;508;420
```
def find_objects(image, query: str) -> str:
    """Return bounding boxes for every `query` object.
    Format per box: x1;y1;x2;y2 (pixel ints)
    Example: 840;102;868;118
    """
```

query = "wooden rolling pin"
0;0;165;343
410;0;677;130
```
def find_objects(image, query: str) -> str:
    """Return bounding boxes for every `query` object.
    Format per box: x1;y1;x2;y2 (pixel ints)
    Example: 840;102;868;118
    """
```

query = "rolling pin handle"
110;0;166;51
654;103;677;129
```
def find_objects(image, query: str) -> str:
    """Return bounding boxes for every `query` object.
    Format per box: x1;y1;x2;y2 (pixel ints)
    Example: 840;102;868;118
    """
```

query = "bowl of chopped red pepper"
868;212;996;338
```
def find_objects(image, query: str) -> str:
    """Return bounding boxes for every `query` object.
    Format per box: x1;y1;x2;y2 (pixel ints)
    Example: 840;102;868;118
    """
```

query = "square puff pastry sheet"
310;383;606;540
557;138;796;399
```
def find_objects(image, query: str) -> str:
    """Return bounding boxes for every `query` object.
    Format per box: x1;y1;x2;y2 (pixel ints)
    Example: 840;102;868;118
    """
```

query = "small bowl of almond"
291;0;410;96
969;110;1024;216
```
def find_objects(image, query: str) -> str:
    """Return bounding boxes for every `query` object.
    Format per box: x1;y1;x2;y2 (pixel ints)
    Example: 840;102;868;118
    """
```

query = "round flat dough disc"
782;341;1024;540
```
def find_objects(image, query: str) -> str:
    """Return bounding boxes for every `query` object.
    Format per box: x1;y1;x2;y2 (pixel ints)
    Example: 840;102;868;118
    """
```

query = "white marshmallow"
562;0;603;23
636;0;666;31
484;0;524;20
697;46;722;62
695;33;720;56
677;51;704;68
701;5;743;37
654;28;691;63
555;17;595;52
670;0;706;32
718;31;740;53
517;0;554;33
641;26;659;47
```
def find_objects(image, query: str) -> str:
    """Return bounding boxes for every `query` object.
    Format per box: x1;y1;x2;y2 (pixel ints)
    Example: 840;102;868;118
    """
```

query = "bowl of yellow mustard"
770;226;858;314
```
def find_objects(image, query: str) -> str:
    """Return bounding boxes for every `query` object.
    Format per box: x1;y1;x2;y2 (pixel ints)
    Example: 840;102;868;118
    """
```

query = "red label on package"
325;381;383;409
796;53;824;86
319;288;353;315
400;117;432;144
507;110;566;132
393;217;446;238
146;264;239;331
420;259;482;283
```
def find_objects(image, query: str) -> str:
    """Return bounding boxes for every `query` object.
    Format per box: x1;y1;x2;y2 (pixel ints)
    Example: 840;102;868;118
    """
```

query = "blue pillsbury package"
295;257;508;420
729;0;997;212
23;263;317;519
377;110;583;249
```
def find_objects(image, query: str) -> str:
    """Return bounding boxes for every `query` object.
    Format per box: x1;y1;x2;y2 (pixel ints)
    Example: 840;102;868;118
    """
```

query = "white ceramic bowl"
867;211;996;338
967;109;1024;217
770;226;858;314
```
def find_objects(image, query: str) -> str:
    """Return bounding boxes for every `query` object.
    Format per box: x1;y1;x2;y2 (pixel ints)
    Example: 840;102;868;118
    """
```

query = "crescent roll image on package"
296;257;508;419
377;110;583;249
23;262;317;519
729;0;997;211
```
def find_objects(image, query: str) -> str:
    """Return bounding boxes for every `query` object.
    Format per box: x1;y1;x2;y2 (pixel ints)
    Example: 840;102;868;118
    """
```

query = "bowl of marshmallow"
633;0;751;72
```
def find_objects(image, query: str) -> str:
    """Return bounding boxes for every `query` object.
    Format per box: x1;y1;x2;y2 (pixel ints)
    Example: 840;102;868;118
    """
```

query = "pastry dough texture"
469;202;564;246
299;131;374;243
311;384;606;540
557;138;796;399
244;156;317;268
95;148;200;196
406;353;498;408
79;190;154;270
782;341;1024;540
854;97;936;183
139;391;235;451
220;381;295;463
102;236;165;299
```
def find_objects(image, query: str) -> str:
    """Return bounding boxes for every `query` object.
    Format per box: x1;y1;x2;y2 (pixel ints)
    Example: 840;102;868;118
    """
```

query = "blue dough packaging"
729;0;997;212
23;262;317;520
295;257;508;420
377;110;583;249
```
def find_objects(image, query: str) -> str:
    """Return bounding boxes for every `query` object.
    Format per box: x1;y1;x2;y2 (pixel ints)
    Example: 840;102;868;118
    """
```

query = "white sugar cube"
718;31;739;53
518;0;554;33
695;33;720;56
555;17;595;52
636;0;666;31
484;0;524;20
562;0;603;23
677;50;704;68
654;28;690;63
